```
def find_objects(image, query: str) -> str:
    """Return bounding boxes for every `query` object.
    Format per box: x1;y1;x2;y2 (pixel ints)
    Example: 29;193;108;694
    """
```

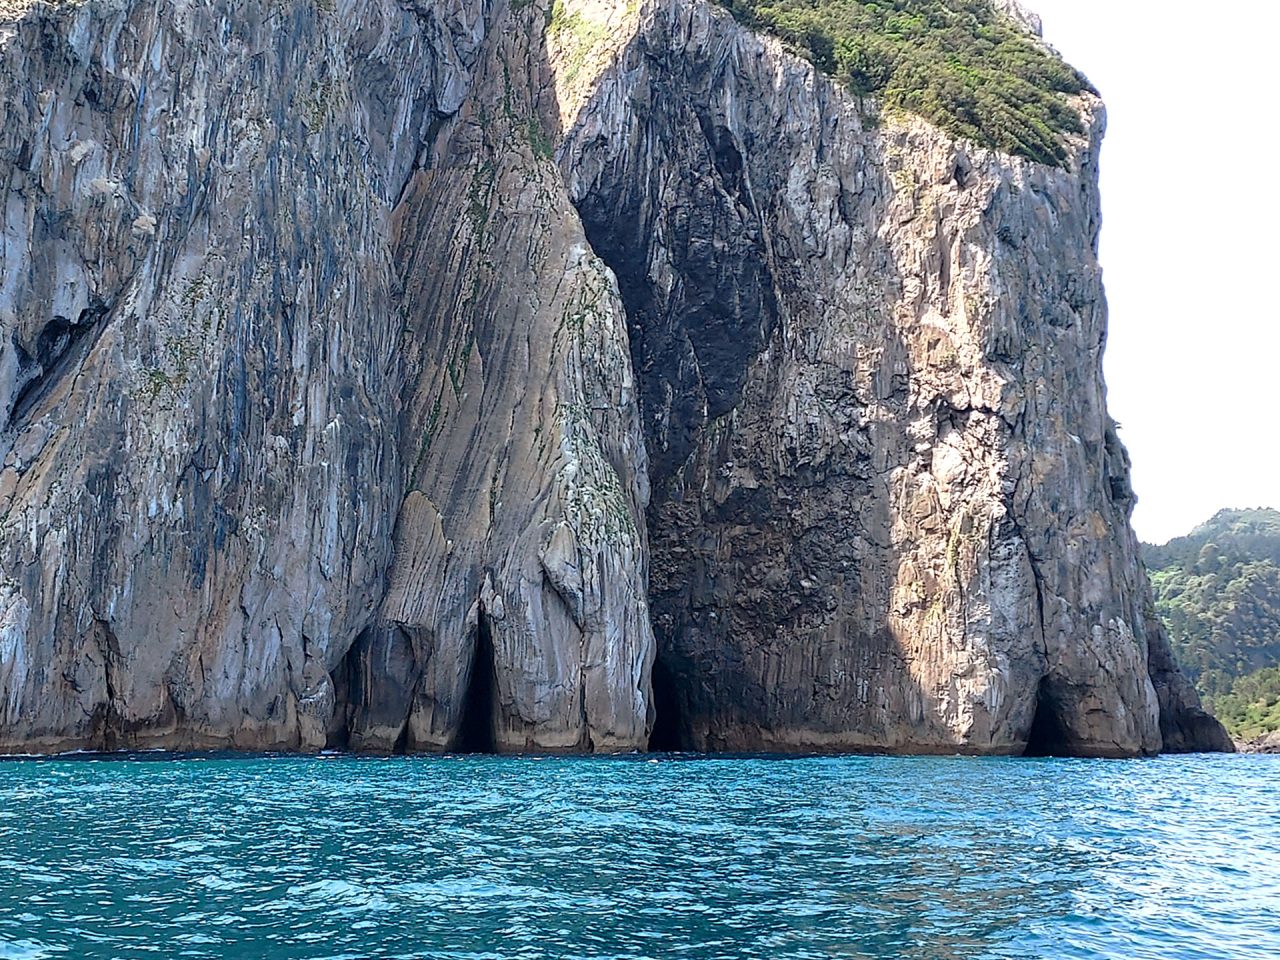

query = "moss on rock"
716;0;1093;166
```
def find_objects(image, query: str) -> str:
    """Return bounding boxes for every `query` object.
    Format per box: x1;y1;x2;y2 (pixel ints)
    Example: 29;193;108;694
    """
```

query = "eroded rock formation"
0;0;1230;756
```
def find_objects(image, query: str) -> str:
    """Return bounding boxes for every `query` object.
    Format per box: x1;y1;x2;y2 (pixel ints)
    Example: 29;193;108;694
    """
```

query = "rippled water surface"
1;754;1278;959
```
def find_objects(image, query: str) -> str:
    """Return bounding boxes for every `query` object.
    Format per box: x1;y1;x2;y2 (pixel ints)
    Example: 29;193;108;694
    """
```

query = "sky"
1028;0;1280;544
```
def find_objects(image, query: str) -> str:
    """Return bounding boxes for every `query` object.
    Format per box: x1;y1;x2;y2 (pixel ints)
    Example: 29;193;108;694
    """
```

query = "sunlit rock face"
0;0;653;754
558;0;1229;757
0;0;1228;756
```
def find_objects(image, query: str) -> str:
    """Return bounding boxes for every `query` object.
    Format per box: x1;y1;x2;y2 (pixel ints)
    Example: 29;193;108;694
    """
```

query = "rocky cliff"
0;0;1230;756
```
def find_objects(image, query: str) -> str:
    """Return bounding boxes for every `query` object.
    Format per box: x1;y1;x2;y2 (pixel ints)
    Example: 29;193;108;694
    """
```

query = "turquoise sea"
0;754;1277;959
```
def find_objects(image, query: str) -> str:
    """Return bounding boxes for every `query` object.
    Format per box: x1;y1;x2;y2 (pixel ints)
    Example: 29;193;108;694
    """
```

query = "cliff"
0;0;1230;756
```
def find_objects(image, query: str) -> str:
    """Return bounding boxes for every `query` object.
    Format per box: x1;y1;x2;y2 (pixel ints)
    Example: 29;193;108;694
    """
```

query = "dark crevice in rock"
89;617;124;751
579;679;596;754
1023;677;1071;757
326;625;420;753
9;304;110;429
1102;419;1134;508
452;612;497;754
391;713;411;756
415;110;451;174
697;116;746;202
647;656;686;751
571;132;781;487
326;649;354;752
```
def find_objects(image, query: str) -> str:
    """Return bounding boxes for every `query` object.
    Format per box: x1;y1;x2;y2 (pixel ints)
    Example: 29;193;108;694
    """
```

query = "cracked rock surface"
0;0;1228;756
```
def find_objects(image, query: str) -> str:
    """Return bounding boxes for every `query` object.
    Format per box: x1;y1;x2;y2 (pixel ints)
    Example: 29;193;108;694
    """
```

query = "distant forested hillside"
1143;509;1280;741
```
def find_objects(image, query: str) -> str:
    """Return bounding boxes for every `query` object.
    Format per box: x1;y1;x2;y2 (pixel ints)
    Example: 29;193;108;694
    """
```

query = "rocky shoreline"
1235;733;1280;754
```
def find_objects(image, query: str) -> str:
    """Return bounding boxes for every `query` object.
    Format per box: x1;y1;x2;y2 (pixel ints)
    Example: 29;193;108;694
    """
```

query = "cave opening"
453;614;498;754
325;636;359;752
1023;676;1073;757
647;657;686;752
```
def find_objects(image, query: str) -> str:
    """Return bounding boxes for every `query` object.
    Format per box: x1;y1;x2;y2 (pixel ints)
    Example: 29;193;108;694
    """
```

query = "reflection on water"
0;754;1277;959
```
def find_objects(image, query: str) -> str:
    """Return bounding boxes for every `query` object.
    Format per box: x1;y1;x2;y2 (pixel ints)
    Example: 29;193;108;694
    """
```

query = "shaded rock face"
560;0;1230;756
0;0;1228;756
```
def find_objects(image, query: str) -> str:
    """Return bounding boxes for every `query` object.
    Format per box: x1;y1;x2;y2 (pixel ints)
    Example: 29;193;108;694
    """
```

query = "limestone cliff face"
0;0;652;754
559;0;1231;756
0;0;419;751
0;0;1229;756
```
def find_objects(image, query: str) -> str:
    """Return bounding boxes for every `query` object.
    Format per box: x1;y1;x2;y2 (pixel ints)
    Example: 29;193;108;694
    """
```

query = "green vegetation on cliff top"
1143;508;1280;742
714;0;1093;167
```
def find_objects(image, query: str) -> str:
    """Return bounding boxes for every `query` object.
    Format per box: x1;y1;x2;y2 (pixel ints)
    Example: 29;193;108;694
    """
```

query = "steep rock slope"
0;0;1228;755
346;2;655;753
0;0;418;751
559;0;1227;754
0;0;653;753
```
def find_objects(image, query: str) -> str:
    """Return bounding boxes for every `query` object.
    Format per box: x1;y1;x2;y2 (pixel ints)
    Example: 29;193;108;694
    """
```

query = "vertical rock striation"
0;0;654;753
0;0;428;751
559;0;1229;755
0;0;1228;756
337;3;654;754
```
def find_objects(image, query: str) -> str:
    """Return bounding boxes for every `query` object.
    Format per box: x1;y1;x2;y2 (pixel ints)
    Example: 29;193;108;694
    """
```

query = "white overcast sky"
1028;1;1279;544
